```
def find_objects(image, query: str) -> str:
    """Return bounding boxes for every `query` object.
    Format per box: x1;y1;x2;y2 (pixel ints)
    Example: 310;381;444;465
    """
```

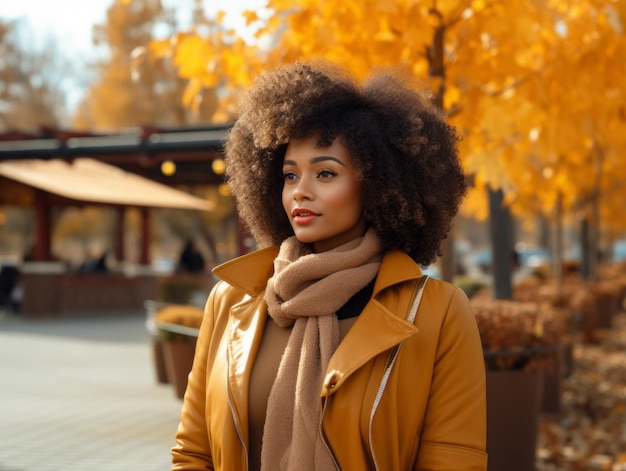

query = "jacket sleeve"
171;283;221;470
416;287;488;470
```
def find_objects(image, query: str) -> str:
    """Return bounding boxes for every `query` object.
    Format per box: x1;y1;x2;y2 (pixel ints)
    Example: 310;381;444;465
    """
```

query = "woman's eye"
283;171;297;181
318;170;336;179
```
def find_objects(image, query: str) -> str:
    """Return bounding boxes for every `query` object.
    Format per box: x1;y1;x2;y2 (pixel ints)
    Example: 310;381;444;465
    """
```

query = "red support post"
114;206;125;262
34;190;52;261
140;207;151;265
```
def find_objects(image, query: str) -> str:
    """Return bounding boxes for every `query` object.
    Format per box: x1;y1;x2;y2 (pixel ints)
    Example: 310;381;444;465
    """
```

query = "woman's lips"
292;209;319;225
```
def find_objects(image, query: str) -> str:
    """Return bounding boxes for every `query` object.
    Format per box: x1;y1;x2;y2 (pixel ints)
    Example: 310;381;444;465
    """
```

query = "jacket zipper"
368;276;428;470
368;344;402;470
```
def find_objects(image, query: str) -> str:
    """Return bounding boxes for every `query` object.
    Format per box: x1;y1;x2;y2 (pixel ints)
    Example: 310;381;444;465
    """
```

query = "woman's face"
282;136;366;253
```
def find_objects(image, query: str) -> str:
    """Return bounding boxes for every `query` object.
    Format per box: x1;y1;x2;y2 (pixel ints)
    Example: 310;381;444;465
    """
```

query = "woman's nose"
293;179;313;201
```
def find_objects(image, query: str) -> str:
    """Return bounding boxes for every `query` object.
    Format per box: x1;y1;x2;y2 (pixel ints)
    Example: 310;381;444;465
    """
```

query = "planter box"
150;337;169;384
487;369;543;471
158;322;200;399
593;293;615;329
541;351;561;415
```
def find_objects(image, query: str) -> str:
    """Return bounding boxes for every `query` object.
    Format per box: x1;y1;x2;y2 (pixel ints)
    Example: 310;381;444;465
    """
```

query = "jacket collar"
213;246;422;297
212;245;279;296
373;249;423;294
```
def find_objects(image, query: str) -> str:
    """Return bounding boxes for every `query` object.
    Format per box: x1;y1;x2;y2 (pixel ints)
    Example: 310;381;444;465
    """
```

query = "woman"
171;61;487;470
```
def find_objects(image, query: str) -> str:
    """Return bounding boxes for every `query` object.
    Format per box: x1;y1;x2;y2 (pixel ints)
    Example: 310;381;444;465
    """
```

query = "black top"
336;278;376;320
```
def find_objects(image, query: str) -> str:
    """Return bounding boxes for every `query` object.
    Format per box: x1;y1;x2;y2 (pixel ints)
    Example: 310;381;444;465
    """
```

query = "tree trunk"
552;192;563;293
538;215;551;249
580;217;591;279
588;144;604;281
429;19;456;282
488;187;514;299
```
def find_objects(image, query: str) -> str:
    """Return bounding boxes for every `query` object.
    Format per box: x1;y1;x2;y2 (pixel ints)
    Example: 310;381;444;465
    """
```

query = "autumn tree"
0;19;69;132
71;0;244;266
153;0;625;290
461;1;626;283
0;20;76;258
74;0;218;131
250;0;626;288
148;1;264;123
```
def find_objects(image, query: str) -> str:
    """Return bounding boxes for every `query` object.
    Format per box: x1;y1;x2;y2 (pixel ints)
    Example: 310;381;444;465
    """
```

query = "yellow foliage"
174;34;214;79
149;38;172;59
471;0;487;10
373;17;397;42
401;6;433;49
148;0;626;233
242;9;259;25
444;85;461;111
460;184;490;222
183;79;204;108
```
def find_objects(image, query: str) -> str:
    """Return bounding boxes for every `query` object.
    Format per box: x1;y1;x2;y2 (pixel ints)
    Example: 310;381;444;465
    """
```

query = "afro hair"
224;61;466;266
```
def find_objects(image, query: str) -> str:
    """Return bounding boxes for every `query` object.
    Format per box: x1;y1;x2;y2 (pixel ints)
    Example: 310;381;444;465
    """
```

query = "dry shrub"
471;298;567;371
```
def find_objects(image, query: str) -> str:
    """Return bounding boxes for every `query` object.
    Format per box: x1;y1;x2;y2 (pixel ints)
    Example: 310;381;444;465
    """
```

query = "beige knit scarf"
261;228;383;471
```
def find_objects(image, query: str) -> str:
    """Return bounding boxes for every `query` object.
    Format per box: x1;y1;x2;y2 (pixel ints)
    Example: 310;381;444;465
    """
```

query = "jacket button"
326;371;340;390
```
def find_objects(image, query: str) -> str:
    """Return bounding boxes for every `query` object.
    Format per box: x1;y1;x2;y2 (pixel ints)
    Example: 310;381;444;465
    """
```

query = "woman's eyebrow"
311;156;345;166
283;156;346;167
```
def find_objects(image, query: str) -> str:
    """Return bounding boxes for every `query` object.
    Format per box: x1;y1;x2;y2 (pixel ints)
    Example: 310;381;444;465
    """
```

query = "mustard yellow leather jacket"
172;247;487;470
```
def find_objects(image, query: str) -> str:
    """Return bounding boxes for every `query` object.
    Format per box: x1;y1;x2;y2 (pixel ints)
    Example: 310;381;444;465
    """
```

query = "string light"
161;160;176;176
218;183;230;196
212;159;226;175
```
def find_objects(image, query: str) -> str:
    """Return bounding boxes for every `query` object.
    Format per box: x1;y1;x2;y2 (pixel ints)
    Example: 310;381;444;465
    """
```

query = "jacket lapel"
213;247;278;445
226;295;268;444
323;301;418;392
323;250;424;394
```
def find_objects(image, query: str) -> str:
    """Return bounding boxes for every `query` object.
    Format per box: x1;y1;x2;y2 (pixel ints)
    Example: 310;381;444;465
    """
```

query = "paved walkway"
0;311;183;471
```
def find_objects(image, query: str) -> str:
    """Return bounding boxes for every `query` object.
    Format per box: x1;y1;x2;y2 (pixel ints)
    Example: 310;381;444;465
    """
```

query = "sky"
0;0;264;114
1;0;262;55
2;0;120;55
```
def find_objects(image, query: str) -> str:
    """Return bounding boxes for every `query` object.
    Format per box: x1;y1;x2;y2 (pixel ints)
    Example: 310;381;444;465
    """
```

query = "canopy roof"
0;158;213;211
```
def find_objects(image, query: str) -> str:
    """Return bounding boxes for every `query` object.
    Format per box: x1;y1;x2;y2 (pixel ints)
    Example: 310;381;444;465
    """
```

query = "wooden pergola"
0;124;234;264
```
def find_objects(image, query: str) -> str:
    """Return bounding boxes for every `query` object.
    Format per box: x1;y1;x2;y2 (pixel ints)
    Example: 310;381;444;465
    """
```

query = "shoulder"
423;277;469;309
420;277;479;340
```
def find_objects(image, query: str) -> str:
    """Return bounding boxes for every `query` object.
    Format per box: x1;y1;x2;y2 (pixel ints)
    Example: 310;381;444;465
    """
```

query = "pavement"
0;310;183;471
